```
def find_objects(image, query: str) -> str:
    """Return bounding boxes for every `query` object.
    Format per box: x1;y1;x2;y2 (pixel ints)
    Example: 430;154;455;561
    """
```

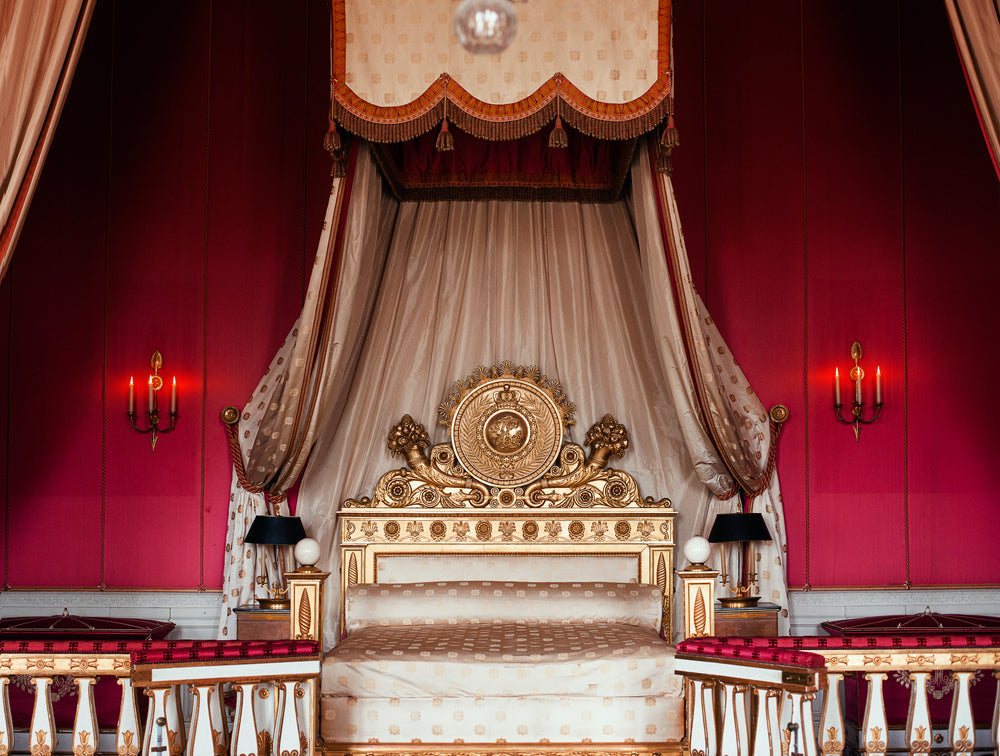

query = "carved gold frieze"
1;655;130;676
344;372;670;512
342;515;673;545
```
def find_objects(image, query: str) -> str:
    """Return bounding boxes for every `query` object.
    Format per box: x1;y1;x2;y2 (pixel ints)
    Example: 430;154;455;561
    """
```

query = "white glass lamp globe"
683;536;712;566
454;0;518;55
294;537;321;567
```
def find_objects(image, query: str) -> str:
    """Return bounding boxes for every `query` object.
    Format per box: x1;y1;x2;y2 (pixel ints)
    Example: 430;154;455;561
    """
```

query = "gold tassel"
323;117;343;159
435;119;454;152
656;113;679;175
548;115;568;149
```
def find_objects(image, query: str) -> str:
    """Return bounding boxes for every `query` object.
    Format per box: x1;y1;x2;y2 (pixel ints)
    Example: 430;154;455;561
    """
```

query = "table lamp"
245;515;307;610
707;512;771;608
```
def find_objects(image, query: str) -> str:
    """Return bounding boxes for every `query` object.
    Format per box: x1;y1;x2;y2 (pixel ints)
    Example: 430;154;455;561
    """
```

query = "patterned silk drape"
0;0;96;282
217;146;399;638
944;0;1000;180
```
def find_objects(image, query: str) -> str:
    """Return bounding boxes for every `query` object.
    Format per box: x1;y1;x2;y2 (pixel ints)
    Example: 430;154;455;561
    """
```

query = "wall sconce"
833;340;883;441
127;350;178;450
707;512;772;608
245;515;307;610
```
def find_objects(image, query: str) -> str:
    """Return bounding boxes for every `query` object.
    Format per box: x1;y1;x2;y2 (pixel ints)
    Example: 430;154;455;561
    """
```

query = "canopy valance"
331;0;673;143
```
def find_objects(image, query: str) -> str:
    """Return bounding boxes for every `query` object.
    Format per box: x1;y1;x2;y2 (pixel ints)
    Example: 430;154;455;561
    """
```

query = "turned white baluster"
273;682;302;756
187;685;222;756
231;683;260;756
948;671;975;756
860;673;888;756
905;671;932;756
778;692;817;756
688;679;716;756
144;685;185;756
992;672;999;754
718;683;749;756
29;676;58;756
0;677;13;756
117;677;141;756
211;683;229;753
798;693;818;756
254;681;277;755
294;678;315;756
72;677;99;756
818;673;845;755
752;687;783;756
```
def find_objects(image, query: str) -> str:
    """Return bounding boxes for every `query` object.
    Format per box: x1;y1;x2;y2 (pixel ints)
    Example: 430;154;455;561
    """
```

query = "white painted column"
116;677;142;756
688;679;716;756
72;677;99;756
29;677;57;756
751;687;783;756
860;673;887;756
0;677;13;756
948;671;975;756
905;671;932;756
818;673;845;755
230;683;260;756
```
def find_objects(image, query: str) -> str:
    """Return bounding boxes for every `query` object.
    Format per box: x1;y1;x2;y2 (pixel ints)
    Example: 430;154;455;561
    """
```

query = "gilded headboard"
338;364;677;634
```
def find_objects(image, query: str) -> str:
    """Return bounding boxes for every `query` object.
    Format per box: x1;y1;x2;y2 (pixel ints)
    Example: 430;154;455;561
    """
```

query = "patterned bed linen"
344;581;664;634
320;693;685;744
322;622;678;698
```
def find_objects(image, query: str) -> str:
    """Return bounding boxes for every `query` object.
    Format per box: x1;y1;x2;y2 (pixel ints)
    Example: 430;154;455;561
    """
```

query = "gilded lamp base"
718;595;761;609
256;597;291;611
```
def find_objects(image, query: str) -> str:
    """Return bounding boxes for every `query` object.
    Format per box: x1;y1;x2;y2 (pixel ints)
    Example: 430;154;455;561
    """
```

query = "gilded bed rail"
0;639;320;756
675;635;1000;756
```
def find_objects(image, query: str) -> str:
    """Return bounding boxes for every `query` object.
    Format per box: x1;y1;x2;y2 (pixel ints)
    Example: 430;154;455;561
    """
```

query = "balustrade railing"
0;639;320;756
676;634;1000;756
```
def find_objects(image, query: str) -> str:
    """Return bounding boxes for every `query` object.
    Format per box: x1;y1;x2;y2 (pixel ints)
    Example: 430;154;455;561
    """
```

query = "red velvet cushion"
129;639;319;665
676;638;826;668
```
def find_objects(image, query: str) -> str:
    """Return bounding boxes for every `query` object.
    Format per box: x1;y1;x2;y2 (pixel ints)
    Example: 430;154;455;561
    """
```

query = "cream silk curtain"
217;146;398;638
292;139;789;645
0;0;96;282
944;0;1000;180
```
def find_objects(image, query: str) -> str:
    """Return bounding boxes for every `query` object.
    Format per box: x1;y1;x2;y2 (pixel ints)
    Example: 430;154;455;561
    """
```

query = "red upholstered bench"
822;611;1000;727
0;613;173;730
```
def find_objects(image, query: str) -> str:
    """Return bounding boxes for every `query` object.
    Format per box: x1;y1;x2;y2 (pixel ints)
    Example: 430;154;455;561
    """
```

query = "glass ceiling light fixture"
454;0;518;55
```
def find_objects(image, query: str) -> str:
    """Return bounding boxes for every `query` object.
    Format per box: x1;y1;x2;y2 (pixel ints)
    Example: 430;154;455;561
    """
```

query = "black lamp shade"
245;515;306;545
707;513;771;543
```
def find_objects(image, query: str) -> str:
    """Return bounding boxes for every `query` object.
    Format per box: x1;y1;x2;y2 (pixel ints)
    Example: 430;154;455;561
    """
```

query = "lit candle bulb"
834;368;841;405
128;377;135;414
854;369;862;404
148;376;155;411
171;377;177;414
876;366;882;404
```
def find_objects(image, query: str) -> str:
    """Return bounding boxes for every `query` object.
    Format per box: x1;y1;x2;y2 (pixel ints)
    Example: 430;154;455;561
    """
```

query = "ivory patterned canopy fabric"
332;0;672;141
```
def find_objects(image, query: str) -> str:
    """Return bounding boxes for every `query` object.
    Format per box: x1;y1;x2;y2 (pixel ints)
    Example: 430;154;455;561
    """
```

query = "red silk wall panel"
2;0;998;592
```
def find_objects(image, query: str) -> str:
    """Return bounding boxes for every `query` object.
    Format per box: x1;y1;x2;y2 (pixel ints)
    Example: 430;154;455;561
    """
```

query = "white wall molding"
0;591;223;639
788;587;1000;636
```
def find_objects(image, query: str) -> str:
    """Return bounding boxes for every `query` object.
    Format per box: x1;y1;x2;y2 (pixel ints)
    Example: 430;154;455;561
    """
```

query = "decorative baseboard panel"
0;591;223;639
787;587;1000;636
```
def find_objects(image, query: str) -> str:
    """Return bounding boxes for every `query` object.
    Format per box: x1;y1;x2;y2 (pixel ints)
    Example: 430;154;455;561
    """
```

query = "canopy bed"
217;0;791;685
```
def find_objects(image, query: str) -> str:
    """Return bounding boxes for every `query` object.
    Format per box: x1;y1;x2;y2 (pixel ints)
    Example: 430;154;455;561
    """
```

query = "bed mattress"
320;620;684;744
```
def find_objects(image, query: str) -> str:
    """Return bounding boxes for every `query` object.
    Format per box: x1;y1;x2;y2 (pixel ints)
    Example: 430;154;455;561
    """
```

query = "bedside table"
234;604;291;640
714;602;780;637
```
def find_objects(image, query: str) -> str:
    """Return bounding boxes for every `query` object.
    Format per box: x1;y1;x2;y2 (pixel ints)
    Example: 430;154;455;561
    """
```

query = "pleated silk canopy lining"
330;0;673;200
